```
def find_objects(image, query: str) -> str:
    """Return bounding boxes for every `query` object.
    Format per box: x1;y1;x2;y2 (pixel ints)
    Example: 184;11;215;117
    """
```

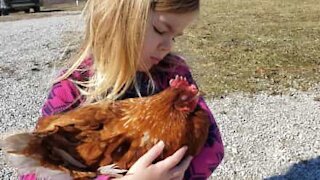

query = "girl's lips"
150;56;161;64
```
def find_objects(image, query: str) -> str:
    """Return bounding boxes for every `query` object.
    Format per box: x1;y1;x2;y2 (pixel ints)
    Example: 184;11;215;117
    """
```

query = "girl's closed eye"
153;25;164;35
153;26;176;42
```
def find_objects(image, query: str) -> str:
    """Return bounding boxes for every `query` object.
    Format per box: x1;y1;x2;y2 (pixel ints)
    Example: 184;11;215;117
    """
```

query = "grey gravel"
210;90;320;179
1;14;319;180
0;13;83;180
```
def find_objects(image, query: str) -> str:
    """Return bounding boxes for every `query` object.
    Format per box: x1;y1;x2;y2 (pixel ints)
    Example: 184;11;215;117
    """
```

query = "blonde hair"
57;0;199;103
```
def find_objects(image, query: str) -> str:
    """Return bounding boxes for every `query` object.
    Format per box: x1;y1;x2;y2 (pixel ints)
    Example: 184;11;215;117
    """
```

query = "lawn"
176;0;320;97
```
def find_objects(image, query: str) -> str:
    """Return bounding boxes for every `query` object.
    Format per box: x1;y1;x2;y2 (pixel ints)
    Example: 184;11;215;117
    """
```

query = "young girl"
20;0;224;179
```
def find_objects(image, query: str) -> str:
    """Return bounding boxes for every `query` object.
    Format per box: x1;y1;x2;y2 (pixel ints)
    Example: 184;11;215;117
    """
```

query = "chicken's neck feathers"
120;88;188;137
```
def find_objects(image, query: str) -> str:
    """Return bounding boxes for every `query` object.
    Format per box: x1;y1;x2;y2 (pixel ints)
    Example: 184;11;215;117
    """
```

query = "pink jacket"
21;55;224;180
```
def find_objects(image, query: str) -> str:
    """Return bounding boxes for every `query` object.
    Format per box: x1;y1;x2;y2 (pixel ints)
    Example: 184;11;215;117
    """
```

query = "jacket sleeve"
166;56;224;179
41;56;93;117
40;78;82;117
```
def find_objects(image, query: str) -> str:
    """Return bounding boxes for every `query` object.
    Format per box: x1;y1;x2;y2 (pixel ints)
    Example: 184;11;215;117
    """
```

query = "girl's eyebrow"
162;21;183;36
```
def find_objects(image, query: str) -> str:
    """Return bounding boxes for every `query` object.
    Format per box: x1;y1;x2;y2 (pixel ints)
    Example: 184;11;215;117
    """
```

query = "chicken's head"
169;75;199;113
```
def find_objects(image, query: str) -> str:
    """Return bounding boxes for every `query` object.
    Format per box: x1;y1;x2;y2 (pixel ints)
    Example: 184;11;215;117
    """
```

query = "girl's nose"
159;38;173;52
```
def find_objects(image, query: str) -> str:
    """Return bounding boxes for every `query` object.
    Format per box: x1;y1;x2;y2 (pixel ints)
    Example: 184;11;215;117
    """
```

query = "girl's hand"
116;141;193;180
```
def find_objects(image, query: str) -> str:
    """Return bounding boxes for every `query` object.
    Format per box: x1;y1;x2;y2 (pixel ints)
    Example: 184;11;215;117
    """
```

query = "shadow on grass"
265;156;320;180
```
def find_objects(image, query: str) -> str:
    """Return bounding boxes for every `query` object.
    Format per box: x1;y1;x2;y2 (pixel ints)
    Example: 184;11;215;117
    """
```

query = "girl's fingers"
132;141;165;168
169;156;193;179
157;146;188;170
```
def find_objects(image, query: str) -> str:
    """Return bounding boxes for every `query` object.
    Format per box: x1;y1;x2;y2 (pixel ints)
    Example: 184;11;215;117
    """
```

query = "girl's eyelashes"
153;26;164;35
153;25;176;42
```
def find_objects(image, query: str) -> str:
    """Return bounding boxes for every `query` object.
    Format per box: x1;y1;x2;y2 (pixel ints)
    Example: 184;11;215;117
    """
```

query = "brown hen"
2;75;210;179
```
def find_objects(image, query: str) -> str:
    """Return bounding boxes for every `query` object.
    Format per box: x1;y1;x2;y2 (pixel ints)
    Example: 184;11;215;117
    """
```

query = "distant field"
177;0;320;97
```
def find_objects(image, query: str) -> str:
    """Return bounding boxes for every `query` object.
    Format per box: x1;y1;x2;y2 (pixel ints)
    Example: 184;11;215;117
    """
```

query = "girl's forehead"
152;11;197;35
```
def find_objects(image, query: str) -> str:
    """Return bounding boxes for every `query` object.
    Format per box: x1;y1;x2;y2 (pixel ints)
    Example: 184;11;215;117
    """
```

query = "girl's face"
139;11;197;71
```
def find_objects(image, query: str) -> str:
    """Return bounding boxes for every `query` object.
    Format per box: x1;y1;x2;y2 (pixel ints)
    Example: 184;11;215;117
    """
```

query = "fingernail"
158;141;164;148
183;146;188;151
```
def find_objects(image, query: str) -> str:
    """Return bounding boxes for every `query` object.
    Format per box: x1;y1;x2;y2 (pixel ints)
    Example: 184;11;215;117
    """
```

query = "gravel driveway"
0;13;319;180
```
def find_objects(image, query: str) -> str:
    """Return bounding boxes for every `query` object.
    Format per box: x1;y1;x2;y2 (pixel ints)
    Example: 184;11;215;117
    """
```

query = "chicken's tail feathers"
6;153;72;179
1;132;40;169
1;132;34;153
1;133;73;179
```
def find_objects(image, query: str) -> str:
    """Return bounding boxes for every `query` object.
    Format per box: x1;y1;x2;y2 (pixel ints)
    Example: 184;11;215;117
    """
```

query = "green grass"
174;0;320;97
